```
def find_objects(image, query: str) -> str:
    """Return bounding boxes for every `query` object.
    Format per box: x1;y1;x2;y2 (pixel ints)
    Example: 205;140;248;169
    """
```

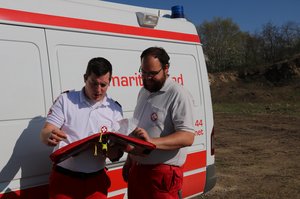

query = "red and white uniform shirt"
47;89;123;172
132;77;195;166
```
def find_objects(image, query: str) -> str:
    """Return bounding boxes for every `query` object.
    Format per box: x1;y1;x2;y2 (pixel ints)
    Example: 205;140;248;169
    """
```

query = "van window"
0;40;45;120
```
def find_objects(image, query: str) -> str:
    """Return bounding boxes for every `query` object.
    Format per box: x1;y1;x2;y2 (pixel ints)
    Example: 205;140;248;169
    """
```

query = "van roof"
0;0;200;43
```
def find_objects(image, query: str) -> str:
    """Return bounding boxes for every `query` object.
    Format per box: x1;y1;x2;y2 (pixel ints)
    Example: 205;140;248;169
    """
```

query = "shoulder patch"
114;100;122;108
52;90;70;104
53;95;60;104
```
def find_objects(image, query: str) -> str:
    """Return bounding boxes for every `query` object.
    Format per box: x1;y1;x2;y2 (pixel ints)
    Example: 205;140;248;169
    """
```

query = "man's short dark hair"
85;57;112;81
140;47;170;69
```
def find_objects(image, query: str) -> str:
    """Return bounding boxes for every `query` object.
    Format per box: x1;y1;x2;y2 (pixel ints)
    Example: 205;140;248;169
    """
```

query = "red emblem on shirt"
47;109;52;116
151;112;158;121
101;126;108;133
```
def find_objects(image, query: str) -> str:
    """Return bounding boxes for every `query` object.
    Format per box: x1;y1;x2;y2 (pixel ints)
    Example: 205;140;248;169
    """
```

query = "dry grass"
192;76;300;199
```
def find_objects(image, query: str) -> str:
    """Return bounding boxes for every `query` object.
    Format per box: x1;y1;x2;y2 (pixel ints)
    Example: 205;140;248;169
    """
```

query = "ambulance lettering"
195;119;204;136
111;73;184;87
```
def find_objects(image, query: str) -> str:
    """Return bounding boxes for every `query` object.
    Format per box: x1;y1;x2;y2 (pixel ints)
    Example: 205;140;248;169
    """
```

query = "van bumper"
204;164;217;193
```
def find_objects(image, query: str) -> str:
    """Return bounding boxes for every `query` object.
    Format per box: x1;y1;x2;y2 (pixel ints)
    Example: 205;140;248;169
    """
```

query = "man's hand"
40;122;67;146
130;127;152;142
47;129;67;146
130;128;195;150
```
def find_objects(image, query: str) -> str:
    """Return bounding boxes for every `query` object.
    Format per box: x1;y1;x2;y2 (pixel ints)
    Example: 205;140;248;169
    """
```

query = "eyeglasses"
139;67;162;77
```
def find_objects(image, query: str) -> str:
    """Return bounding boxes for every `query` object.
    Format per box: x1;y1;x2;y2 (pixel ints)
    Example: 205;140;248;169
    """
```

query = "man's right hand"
47;128;67;146
40;122;67;146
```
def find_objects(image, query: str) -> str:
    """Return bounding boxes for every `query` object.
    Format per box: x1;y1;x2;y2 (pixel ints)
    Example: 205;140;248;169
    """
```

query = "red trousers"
49;166;110;199
128;164;183;199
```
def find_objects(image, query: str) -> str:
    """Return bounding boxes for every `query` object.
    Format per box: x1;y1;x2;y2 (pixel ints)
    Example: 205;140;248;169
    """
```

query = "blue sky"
103;0;300;33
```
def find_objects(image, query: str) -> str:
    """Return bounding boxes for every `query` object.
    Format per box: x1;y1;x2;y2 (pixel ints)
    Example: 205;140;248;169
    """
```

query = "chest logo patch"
151;112;158;121
100;126;108;133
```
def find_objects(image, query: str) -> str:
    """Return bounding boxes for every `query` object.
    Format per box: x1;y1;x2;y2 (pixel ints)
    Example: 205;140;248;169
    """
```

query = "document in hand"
50;132;156;163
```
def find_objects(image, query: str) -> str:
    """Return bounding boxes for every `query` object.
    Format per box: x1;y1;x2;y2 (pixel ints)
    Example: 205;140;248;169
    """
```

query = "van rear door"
0;24;52;196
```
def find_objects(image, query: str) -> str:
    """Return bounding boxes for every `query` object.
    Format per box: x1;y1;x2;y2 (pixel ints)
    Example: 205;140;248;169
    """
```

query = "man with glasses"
123;47;195;199
40;57;123;199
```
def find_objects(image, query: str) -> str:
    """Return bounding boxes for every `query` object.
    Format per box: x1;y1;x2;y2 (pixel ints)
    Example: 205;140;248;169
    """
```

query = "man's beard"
143;73;167;92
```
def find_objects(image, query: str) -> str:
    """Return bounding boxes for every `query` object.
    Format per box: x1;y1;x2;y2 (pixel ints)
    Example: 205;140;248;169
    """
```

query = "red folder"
50;132;156;163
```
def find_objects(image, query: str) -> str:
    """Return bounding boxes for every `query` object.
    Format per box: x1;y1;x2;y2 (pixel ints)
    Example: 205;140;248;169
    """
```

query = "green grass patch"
213;102;300;115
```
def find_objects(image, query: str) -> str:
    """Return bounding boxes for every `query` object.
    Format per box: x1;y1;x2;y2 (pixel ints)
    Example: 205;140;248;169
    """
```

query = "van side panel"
0;24;52;197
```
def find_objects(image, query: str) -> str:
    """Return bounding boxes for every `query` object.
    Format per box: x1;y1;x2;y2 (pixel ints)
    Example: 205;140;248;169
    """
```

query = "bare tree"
280;21;300;57
196;18;300;73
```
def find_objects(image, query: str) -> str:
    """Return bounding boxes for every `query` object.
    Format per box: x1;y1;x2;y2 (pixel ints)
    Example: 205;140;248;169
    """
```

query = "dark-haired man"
40;57;123;199
123;47;195;199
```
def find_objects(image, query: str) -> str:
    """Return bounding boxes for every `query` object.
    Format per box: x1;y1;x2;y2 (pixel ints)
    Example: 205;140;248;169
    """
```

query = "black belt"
53;165;104;178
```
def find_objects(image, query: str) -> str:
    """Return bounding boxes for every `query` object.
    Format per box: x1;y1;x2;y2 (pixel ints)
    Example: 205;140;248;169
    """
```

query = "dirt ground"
200;112;300;199
193;73;300;199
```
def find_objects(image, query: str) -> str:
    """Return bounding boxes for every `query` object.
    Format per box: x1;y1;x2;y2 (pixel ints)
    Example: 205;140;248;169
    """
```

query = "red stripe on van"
109;194;126;199
0;8;200;43
0;152;206;197
107;168;127;192
107;151;207;192
0;185;125;199
183;150;206;172
182;171;206;197
0;184;49;198
0;165;205;198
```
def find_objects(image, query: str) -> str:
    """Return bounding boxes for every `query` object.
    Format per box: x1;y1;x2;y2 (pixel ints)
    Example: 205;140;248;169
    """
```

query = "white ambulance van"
0;0;216;198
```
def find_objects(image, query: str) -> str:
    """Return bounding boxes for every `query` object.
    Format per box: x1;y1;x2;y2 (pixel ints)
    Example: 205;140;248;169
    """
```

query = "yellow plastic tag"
94;129;108;156
94;144;98;156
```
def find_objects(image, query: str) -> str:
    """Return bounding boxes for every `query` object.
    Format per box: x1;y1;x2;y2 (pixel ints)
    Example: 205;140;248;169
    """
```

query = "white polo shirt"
47;89;123;173
132;77;195;166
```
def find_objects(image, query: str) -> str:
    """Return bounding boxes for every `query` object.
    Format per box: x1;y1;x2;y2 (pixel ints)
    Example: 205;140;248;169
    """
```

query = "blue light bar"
171;5;185;18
